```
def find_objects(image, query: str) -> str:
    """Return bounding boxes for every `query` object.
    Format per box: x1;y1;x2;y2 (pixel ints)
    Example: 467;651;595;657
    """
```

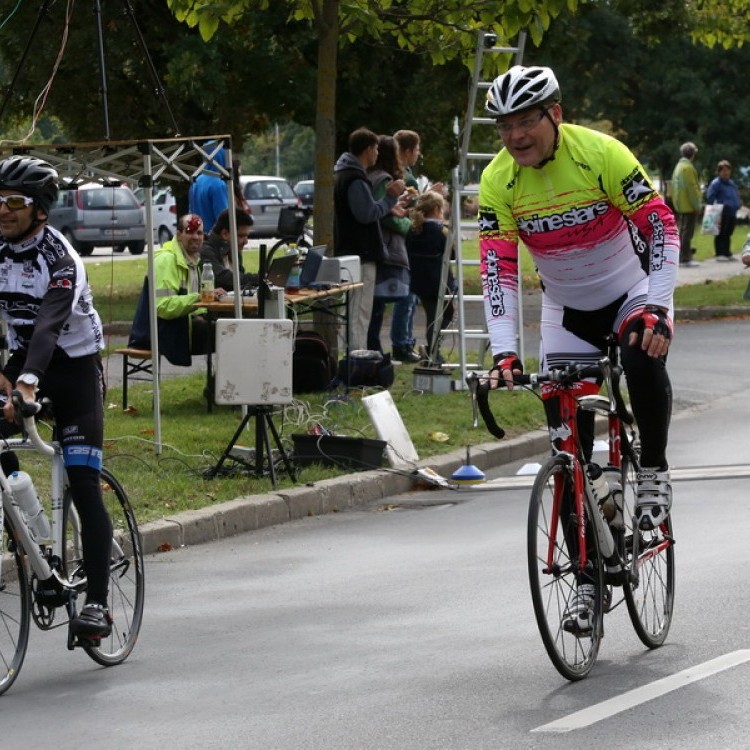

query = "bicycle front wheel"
620;450;675;648
527;455;604;681
0;515;31;695
63;467;145;666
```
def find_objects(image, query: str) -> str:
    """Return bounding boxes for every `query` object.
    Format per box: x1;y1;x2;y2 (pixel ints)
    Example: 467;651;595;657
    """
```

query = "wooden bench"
113;347;153;409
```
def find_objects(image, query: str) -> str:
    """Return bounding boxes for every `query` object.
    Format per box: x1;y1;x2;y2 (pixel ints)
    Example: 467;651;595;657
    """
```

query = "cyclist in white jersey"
479;66;679;633
0;156;112;640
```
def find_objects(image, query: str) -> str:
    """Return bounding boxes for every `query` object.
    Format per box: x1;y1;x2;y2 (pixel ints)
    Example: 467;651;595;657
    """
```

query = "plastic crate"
291;434;386;471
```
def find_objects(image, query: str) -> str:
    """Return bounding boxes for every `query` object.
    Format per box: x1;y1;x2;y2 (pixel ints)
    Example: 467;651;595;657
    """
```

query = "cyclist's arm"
602;140;679;313
478;159;522;360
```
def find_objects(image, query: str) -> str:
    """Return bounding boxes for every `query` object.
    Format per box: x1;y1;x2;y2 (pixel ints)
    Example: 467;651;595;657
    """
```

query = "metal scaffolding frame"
0;135;241;452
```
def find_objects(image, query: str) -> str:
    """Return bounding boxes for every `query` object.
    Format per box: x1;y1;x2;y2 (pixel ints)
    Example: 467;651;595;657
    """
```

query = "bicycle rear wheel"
527;455;604;681
0;515;30;695
620;446;675;648
63;467;145;666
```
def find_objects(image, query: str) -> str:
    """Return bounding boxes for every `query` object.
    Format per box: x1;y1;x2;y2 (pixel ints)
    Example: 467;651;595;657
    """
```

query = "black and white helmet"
485;65;560;118
0;155;59;214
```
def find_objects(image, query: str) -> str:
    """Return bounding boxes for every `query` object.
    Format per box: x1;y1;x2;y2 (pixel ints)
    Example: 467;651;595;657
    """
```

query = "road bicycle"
0;394;145;695
470;338;675;680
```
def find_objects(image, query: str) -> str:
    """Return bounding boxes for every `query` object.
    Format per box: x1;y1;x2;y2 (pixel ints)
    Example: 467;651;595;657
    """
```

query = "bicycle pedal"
71;633;103;649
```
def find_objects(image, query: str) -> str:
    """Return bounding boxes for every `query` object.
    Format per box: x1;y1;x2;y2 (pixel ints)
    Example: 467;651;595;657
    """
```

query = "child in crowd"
405;191;455;364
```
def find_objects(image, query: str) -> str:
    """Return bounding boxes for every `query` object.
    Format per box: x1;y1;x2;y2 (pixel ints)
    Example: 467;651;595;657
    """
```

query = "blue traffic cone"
451;446;486;485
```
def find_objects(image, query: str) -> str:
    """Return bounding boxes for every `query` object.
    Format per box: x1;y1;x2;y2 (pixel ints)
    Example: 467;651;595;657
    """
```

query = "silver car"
135;186;177;245
239;175;300;238
48;183;146;256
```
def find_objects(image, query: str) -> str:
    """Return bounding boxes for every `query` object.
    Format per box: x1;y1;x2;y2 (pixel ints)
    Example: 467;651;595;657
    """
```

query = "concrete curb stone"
138;429;551;555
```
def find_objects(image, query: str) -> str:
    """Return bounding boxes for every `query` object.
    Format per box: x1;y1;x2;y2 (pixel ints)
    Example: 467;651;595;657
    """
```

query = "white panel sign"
214;319;293;405
362;390;419;468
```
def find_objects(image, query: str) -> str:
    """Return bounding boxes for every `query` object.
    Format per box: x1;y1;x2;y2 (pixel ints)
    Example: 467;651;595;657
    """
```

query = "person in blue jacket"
706;160;741;261
189;142;230;234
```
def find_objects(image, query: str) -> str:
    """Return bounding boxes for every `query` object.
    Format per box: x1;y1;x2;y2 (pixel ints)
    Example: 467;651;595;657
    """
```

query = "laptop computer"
267;252;298;288
298;245;328;287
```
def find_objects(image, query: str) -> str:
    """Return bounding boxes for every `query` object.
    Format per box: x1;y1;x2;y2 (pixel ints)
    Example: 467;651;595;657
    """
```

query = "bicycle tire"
620;444;675;648
0;515;31;695
527;454;604;681
63;467;145;666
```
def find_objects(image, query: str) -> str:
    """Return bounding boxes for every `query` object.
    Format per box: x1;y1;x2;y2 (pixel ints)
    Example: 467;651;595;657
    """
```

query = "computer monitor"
298;245;327;287
267;252;298;288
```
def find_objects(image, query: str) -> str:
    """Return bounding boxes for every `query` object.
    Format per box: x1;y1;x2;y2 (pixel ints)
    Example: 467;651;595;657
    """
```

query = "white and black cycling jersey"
0;224;103;376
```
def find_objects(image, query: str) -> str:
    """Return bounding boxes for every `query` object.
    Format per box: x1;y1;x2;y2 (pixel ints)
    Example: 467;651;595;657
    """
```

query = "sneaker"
715;255;731;262
562;583;596;635
70;602;112;639
680;260;700;268
392;346;420;364
635;468;672;531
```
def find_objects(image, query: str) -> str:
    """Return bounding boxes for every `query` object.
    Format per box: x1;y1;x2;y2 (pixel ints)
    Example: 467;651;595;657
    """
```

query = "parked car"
293;179;314;211
48;182;146;256
135;186;177;245
239;175;300;238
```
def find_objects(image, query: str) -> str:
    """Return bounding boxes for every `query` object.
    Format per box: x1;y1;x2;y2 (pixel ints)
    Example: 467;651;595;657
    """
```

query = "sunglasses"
0;195;34;211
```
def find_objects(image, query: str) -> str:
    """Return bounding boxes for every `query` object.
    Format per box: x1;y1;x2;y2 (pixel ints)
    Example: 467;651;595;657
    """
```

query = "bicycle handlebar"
468;359;633;441
10;391;55;457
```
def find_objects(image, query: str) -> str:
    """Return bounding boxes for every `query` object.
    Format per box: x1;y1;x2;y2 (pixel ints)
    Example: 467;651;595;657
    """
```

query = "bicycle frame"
0;427;72;587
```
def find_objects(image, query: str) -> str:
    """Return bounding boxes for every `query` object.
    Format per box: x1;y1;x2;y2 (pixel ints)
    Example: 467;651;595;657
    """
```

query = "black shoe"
70;603;112;639
392;346;420;363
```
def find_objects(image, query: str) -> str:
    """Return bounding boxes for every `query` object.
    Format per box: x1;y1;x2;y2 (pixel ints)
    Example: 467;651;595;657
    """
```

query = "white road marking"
457;463;750;492
532;650;750;733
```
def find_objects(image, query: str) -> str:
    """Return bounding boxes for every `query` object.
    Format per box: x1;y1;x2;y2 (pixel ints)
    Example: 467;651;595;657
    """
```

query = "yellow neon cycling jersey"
478;123;679;354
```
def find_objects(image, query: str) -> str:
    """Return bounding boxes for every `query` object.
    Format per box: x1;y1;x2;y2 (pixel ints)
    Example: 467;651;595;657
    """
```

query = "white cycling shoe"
562;583;596;636
635;468;672;531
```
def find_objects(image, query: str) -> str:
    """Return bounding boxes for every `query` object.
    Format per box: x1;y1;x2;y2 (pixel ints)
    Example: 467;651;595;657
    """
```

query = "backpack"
292;331;336;393
336;350;395;389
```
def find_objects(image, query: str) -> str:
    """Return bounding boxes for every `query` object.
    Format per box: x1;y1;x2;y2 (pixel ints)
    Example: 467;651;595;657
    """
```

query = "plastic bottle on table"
200;263;215;303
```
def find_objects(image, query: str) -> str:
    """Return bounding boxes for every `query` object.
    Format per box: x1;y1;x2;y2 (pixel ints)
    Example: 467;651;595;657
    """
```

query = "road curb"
138;429;550;555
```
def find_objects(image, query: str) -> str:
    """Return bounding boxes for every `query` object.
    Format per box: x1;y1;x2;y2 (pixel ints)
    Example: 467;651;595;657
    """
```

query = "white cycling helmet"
485;65;560;117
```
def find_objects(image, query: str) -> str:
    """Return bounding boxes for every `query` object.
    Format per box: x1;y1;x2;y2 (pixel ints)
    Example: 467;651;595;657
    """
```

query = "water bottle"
602;466;624;529
200;263;215;303
587;463;622;576
7;470;51;543
286;244;301;290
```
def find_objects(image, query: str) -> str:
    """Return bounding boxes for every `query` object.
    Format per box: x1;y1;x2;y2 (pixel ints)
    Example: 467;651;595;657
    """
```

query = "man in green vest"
670;142;702;268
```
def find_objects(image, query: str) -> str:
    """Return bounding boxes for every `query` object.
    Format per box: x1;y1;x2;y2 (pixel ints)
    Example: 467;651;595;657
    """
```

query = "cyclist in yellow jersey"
479;66;679;633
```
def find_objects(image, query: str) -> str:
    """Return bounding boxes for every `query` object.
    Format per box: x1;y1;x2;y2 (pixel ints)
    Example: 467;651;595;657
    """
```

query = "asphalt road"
0;318;748;747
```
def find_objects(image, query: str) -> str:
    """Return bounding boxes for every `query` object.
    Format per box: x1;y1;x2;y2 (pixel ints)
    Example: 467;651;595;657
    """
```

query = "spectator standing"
393;129;446;361
154;214;224;366
189;142;230;234
670;142;702;267
333;128;407;350
367;135;416;361
706;160;741;261
200;208;258;291
405;190;455;364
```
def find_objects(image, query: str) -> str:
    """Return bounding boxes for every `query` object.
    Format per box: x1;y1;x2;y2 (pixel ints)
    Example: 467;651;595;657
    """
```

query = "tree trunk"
312;0;342;358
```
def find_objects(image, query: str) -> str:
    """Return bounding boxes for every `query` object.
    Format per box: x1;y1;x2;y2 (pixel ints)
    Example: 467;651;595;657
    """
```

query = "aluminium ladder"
435;30;526;388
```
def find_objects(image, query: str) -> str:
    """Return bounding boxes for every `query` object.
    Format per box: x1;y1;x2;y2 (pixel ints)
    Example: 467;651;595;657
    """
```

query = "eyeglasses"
0;195;34;211
496;108;549;136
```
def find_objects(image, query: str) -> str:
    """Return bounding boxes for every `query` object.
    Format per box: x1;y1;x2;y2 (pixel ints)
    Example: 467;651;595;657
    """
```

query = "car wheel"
113;245;126;254
78;243;95;257
158;227;172;245
128;241;145;255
